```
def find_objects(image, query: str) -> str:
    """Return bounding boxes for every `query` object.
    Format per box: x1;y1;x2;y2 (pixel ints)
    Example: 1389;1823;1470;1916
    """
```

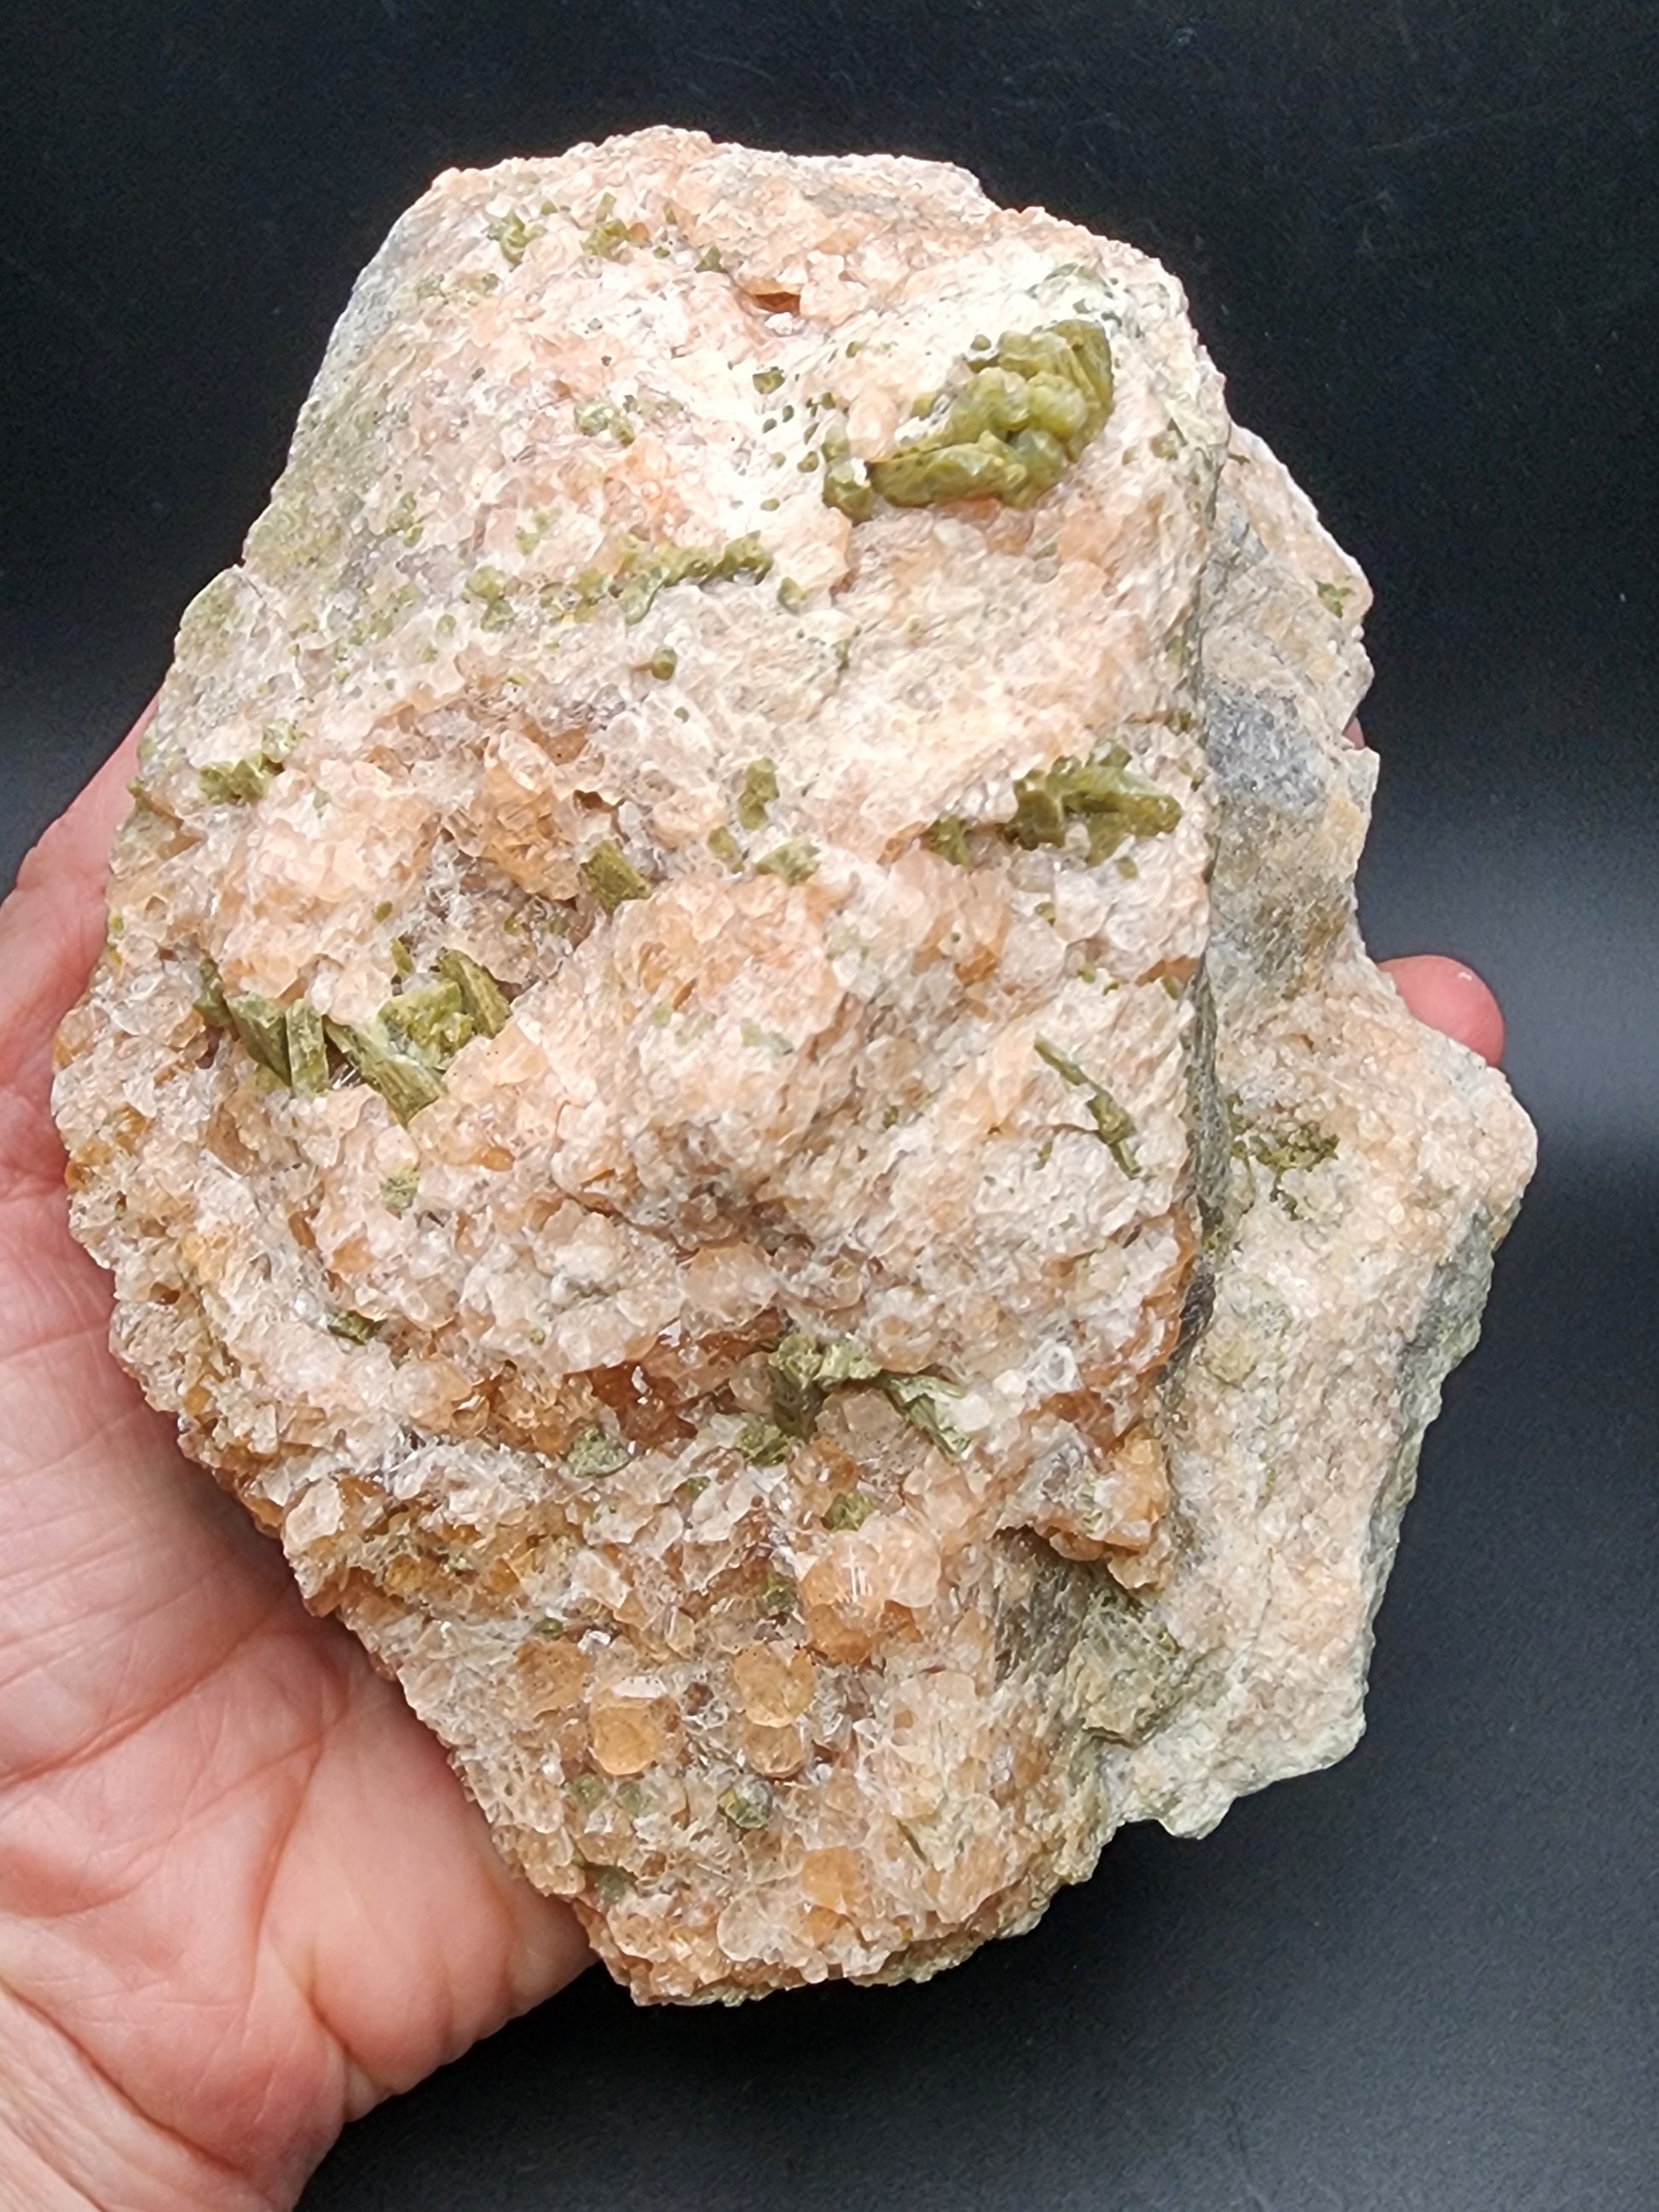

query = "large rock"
53;130;1535;2001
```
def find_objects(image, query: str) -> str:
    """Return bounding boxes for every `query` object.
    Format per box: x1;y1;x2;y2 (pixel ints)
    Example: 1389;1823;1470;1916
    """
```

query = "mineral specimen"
52;129;1535;2001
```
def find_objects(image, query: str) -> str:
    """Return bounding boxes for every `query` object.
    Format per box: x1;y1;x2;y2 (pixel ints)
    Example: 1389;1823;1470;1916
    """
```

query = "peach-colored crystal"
53;129;1534;2001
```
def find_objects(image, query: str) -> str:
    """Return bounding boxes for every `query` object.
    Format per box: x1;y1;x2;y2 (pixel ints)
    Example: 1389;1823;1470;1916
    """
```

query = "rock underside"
53;129;1535;2001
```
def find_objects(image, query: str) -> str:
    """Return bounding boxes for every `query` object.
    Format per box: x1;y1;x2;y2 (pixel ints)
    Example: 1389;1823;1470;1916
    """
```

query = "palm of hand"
0;731;587;2210
0;715;1502;2210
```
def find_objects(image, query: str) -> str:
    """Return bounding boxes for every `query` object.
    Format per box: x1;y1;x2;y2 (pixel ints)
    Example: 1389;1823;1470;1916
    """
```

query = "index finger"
0;698;157;1190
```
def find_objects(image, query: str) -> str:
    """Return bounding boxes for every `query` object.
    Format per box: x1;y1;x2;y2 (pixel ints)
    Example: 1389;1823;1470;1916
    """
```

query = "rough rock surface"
52;130;1535;2001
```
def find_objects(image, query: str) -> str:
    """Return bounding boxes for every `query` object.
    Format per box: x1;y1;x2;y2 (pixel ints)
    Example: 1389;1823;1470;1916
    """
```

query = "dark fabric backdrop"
3;3;1655;2206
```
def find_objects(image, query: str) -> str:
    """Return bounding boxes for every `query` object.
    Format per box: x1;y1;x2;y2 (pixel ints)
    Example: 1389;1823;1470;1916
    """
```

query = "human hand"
0;707;1503;2210
0;705;592;2212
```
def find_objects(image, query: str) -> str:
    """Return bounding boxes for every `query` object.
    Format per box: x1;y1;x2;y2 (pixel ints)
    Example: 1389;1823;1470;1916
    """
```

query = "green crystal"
719;1776;774;1830
487;211;543;266
758;1574;798;1618
565;1423;631;1481
436;948;512;1038
199;755;278;805
194;959;234;1031
754;839;818;884
325;1019;444;1121
823;1487;876;1532
1033;1037;1142;1178
582;841;651;911
737;758;778;830
765;1333;881;1441
325;1308;380;1344
923;815;972;867
1007;744;1182;862
284;999;328;1096
381;979;472;1061
882;1372;971;1459
735;1418;792;1466
226;994;292;1084
862;321;1114;514
379;1165;419;1215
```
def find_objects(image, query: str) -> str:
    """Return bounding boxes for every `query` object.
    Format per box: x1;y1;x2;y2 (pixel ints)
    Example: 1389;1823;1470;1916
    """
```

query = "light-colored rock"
52;130;1535;2001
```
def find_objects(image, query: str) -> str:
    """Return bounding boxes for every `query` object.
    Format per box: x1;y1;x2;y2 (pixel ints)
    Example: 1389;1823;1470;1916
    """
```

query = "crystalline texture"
52;130;1535;2001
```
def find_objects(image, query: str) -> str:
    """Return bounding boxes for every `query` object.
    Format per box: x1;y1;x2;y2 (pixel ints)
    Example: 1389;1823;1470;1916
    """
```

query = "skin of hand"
0;707;1504;2210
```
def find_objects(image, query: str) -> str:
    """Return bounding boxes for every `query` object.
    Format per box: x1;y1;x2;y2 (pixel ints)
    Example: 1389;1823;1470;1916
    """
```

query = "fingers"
1379;954;1506;1066
14;695;156;909
3;693;154;935
0;698;157;1193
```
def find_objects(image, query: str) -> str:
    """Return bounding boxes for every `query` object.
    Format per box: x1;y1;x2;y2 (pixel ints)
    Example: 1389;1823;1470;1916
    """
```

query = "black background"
3;3;1656;2206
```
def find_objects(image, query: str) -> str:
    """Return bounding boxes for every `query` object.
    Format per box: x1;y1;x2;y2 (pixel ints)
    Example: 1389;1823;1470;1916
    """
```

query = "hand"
0;705;592;2212
0;707;1504;2210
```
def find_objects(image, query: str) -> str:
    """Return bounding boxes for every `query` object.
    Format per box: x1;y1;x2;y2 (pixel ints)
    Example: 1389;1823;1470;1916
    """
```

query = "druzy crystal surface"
53;130;1535;2001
